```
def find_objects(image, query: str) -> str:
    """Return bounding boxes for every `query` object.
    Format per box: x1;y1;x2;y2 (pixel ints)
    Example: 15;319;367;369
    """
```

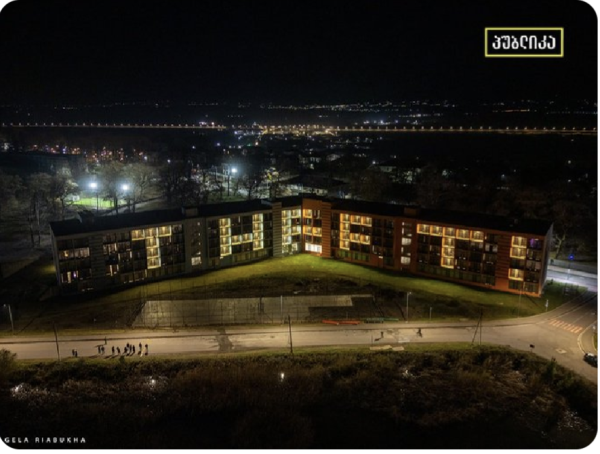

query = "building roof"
50;209;186;237
50;196;553;238
197;199;273;218
417;208;552;236
331;199;409;218
329;198;551;236
51;199;276;237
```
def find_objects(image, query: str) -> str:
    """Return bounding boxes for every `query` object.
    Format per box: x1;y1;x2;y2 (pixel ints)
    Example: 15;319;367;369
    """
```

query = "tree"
349;167;393;202
548;184;593;259
158;162;187;205
195;167;215;205
48;172;79;220
415;164;459;209
125;162;155;213
98;161;125;215
239;172;265;200
0;170;23;221
26;173;53;247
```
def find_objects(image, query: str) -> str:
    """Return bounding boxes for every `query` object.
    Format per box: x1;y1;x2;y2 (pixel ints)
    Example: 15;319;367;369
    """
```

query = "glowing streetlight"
89;182;99;213
121;184;131;211
227;166;238;197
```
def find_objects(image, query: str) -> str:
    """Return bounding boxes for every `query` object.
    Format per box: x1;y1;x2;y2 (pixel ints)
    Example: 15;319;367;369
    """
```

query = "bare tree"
239;172;265;200
0;170;23;221
48;172;79;220
125;162;155;212
98;161;125;214
158;162;187;205
26;173;52;247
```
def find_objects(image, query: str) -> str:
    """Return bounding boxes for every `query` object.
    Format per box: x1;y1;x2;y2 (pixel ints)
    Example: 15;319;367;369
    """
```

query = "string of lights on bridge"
1;122;596;134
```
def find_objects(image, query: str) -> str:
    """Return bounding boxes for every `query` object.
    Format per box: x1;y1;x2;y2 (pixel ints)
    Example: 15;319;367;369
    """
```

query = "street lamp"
406;292;411;323
3;304;14;333
121;184;130;212
89;182;99;213
227;167;237;197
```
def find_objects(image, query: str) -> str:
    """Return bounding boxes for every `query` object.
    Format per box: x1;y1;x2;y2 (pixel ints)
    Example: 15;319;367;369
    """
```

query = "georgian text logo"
485;27;564;57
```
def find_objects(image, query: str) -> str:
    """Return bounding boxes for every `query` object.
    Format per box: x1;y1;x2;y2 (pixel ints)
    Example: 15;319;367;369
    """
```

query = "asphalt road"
1;292;597;384
548;266;598;292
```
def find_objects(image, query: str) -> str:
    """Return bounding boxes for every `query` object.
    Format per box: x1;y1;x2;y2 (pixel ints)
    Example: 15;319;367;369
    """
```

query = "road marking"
547;319;584;334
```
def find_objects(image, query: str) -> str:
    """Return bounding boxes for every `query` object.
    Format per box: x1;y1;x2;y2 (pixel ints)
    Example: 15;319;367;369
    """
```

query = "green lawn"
73;196;115;210
61;256;580;323
3;254;584;334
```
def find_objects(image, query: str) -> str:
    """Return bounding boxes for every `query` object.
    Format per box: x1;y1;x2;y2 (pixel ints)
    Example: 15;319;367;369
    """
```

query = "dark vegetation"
0;346;596;449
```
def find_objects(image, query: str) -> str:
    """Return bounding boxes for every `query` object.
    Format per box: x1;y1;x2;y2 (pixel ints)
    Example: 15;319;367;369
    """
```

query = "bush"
0;349;17;388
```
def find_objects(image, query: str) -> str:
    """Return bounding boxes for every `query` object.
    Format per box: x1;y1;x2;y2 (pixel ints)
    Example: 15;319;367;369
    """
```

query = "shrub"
0;349;17;388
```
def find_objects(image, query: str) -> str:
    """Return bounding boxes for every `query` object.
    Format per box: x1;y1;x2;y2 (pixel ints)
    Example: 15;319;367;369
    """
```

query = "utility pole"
53;322;61;362
471;311;483;345
3;304;14;333
287;315;293;355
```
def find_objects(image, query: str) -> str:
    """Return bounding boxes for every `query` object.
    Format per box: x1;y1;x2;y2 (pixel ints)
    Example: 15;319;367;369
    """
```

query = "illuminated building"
50;196;552;296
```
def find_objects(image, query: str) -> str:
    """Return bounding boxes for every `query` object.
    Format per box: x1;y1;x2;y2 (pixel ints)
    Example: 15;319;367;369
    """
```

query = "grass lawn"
4;254;585;334
72;196;115;210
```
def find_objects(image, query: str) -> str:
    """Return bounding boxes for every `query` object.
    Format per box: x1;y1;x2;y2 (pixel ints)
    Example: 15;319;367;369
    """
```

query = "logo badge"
485;28;564;57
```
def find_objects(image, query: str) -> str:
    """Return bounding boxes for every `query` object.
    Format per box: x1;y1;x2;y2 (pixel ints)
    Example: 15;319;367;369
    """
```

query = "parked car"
583;353;597;367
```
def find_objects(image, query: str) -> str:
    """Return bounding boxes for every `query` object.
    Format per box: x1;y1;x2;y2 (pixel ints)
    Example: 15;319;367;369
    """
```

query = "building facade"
50;196;553;296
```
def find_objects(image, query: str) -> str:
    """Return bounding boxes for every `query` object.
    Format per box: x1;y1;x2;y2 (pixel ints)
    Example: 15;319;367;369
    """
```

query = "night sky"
0;0;597;104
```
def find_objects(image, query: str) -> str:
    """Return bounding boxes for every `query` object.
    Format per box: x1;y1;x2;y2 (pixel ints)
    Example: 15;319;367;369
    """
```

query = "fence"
132;294;375;328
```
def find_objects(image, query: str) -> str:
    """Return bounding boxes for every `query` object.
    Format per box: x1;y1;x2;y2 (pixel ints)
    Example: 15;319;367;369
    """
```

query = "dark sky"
0;0;597;104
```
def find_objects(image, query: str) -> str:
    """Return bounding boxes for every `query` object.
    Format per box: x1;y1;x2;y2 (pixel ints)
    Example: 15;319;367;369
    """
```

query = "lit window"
457;229;469;239
471;231;484;242
511;236;527;247
508;268;524;280
442;257;454;268
431;225;443;236
510;247;526;259
305;243;322;253
418;224;430;234
444;227;455;237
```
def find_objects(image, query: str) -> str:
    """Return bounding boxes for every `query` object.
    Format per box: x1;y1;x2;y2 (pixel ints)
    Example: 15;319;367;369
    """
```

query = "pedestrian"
74;349;78;357
97;345;101;354
101;346;105;355
145;344;148;355
104;336;107;345
72;349;75;357
117;347;121;355
139;342;142;351
112;346;115;355
132;345;136;354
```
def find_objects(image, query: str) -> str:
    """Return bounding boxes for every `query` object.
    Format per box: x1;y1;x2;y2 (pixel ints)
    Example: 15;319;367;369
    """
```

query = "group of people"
115;342;149;356
70;340;150;359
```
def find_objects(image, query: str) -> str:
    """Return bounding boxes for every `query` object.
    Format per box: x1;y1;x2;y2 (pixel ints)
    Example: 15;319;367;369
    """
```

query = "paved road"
548;266;597;292
1;293;596;383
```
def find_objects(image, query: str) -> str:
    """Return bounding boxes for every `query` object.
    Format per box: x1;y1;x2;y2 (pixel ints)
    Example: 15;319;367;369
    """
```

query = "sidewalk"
548;265;597;279
550;259;597;275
